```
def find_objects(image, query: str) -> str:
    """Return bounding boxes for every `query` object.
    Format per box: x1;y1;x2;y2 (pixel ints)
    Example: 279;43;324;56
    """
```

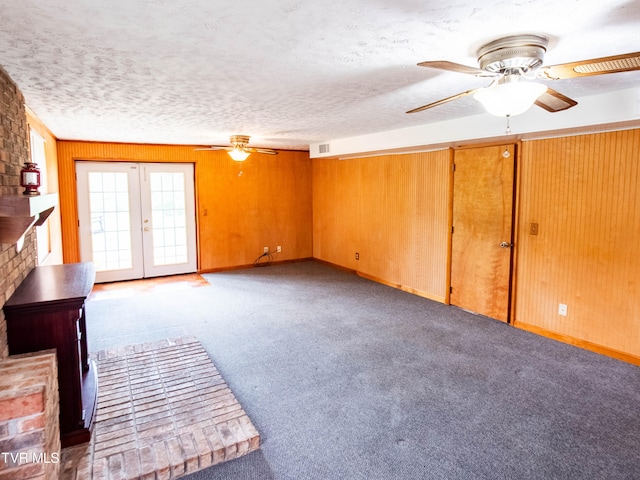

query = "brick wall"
0;350;60;479
0;65;37;360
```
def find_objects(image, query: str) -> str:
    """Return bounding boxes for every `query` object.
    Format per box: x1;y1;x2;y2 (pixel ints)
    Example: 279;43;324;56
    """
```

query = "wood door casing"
450;144;515;322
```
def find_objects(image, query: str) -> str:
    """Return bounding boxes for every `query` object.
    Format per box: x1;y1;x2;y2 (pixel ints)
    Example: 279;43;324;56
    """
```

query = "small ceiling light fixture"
227;135;251;161
474;73;547;117
228;144;251;161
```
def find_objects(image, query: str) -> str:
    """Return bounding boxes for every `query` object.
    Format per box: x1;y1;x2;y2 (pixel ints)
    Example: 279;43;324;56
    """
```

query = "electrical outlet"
355;252;359;260
263;246;269;254
276;246;282;253
558;303;568;316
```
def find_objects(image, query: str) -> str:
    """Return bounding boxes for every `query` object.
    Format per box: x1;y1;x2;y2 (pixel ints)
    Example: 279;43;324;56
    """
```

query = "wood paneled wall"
56;141;312;271
312;151;452;302
55;130;640;361
515;129;640;359
313;131;640;362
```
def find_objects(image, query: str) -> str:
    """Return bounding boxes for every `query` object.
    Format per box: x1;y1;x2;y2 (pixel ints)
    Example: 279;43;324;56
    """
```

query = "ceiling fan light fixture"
228;146;250;161
195;134;277;158
474;80;548;117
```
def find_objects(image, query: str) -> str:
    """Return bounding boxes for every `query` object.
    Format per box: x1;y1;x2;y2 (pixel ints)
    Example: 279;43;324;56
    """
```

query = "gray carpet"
86;261;640;480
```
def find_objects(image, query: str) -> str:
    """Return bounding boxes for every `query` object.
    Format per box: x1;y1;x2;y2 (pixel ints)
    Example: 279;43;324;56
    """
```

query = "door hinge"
452;163;456;172
451;226;454;234
450;286;453;294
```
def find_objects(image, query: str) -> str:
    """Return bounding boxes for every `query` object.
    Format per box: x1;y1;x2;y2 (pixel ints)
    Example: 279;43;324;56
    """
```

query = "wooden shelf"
0;193;58;244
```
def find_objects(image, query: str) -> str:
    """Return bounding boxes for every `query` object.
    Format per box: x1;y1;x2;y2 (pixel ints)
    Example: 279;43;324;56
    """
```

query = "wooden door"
450;144;515;322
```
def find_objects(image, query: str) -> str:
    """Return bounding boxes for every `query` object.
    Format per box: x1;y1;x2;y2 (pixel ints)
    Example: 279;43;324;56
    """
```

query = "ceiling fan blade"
540;51;640;80
417;60;497;77
534;88;578;112
194;146;230;151
251;148;279;155
406;89;479;114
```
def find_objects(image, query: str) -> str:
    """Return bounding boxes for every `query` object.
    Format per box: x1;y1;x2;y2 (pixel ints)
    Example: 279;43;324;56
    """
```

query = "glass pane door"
140;163;197;278
76;162;144;283
76;161;196;282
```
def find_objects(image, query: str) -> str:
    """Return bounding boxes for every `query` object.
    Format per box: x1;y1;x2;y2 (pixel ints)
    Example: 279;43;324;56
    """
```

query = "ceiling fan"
196;135;278;161
407;34;640;117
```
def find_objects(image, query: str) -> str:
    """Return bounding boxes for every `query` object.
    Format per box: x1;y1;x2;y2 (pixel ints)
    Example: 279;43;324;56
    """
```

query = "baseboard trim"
311;259;447;304
356;271;447;304
311;258;357;274
200;257;314;274
514;321;640;367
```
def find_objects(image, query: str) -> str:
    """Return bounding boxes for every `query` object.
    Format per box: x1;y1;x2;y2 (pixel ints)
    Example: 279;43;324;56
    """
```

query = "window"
29;129;50;264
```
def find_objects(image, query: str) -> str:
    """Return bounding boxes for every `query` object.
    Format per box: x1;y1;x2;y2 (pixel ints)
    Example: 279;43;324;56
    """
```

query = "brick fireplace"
0;350;61;479
1;67;59;478
1;66;38;361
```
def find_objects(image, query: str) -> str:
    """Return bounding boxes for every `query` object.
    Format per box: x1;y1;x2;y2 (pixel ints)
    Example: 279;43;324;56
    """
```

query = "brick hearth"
0;350;60;480
60;336;259;479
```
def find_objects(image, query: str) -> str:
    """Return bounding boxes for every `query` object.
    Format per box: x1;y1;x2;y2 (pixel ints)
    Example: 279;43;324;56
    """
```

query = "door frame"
139;162;198;279
76;161;145;283
75;160;198;283
447;141;521;324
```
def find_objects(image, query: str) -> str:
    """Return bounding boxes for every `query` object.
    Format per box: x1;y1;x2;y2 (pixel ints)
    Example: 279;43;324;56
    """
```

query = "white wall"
310;87;640;158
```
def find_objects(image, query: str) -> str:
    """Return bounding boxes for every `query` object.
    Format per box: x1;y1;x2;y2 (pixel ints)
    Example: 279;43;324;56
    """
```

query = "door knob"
144;227;150;232
500;242;512;248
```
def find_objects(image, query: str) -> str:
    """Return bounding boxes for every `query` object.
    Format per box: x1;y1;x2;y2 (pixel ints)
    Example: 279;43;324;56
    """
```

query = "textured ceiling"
1;0;640;151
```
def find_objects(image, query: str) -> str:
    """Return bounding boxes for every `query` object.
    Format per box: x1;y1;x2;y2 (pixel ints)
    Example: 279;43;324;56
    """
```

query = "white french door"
76;162;197;283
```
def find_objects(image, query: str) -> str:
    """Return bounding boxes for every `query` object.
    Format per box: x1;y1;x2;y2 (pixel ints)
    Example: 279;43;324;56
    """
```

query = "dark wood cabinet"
4;262;98;447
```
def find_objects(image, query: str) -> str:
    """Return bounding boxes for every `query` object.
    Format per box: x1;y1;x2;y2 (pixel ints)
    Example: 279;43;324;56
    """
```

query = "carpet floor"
85;260;640;480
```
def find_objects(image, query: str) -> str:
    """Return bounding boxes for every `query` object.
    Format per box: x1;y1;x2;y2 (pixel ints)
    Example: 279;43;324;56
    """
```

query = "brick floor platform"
60;336;260;479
